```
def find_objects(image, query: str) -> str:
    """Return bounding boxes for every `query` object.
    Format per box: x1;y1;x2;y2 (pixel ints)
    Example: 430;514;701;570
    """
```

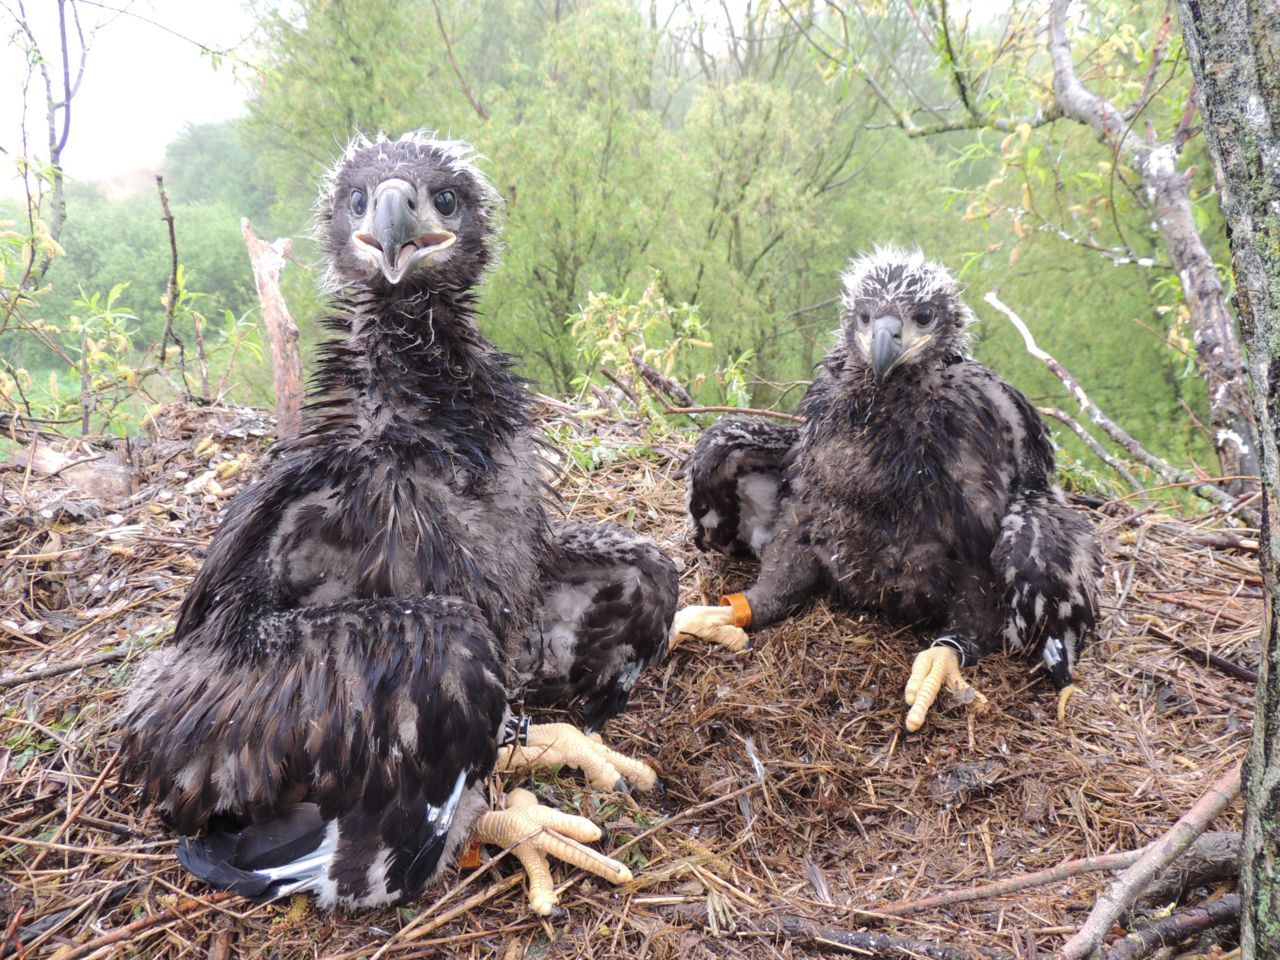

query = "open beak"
353;178;456;284
870;316;903;383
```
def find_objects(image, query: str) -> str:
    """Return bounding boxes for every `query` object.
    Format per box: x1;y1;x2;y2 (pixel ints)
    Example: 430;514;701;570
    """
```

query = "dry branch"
630;352;697;408
429;0;489;121
1058;763;1242;960
0;648;130;690
155;176;189;395
669;903;1011;959
47;891;235;960
876;850;1144;918
1145;624;1259;684
1102;894;1240;960
241;219;303;438
662;404;802;423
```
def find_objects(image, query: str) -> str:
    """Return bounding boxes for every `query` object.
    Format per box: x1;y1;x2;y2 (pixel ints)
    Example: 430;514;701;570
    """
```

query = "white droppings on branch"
1144;142;1177;180
1217;429;1250;455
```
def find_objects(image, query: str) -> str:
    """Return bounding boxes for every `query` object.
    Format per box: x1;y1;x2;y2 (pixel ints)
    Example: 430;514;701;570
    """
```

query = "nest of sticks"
0;401;1254;959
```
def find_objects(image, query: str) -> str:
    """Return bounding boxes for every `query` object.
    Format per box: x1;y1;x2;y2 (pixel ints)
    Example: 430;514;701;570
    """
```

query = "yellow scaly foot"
903;645;989;732
475;788;632;915
668;594;752;653
497;722;657;792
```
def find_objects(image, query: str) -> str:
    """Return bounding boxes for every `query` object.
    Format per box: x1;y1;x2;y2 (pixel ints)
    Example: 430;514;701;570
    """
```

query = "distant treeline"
4;0;1221;468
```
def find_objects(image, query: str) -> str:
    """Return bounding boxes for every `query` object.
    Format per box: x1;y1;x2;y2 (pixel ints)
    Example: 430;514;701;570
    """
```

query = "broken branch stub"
241;219;303;439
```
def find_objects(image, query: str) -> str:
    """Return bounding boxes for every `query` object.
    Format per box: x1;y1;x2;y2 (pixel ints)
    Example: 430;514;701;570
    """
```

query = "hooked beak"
353;178;456;284
870;316;903;383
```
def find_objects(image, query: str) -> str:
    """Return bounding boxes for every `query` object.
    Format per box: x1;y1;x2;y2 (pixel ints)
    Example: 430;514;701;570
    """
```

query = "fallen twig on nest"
876;850;1144;918
1145;624;1259;684
0;648;130;690
48;890;236;960
1059;763;1241;960
661;404;802;422
1102;894;1240;960
667;903;1010;959
631;352;696;408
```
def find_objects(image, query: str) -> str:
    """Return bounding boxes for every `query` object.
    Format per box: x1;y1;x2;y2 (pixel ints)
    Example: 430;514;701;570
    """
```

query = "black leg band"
931;635;975;668
500;714;531;748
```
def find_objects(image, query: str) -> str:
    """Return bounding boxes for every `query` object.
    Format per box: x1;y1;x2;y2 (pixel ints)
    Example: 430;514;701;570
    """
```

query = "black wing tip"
177;834;278;900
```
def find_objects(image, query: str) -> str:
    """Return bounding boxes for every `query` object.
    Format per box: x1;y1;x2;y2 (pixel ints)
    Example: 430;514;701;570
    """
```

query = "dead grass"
0;402;1256;959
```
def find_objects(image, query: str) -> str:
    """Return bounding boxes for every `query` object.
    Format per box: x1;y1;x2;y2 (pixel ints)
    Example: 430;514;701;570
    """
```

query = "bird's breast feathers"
266;447;545;617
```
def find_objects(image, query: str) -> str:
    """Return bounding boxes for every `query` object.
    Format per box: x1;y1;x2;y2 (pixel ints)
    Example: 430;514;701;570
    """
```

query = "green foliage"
568;275;754;423
163;121;276;222
543;423;657;473
3;0;1238;492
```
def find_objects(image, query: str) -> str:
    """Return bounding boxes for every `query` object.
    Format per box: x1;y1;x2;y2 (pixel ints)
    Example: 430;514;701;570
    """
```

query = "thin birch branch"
985;291;1236;511
876;849;1144;918
1037;406;1143;492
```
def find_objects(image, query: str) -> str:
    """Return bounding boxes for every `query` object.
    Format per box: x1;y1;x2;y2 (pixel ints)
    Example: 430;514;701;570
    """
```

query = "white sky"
0;0;257;191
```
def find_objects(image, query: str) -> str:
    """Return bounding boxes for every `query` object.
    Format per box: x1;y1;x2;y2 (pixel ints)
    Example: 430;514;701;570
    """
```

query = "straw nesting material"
0;401;1254;959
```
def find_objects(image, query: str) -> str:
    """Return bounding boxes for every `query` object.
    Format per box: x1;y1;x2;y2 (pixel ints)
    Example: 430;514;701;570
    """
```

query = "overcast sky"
0;0;256;189
0;0;1014;194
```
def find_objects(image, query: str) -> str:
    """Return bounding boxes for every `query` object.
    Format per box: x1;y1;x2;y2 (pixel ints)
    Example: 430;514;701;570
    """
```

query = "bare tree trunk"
241;219;303;439
1048;0;1259;492
1174;1;1280;955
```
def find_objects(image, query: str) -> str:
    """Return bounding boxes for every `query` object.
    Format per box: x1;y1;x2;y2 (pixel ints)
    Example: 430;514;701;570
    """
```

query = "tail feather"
176;803;331;902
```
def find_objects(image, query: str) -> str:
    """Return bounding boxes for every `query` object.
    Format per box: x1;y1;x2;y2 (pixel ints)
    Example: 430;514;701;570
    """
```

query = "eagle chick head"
317;131;501;294
838;247;974;383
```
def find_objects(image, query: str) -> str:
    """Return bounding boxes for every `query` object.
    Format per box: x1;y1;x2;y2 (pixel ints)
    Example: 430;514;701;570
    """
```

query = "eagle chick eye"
433;190;458;216
350;189;367;216
856;310;871;327
915;309;936;328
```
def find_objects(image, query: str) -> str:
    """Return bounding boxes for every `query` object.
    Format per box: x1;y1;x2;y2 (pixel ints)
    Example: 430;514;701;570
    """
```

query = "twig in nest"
47;890;236;960
1147;593;1249;628
985;291;1239;514
629;352;696;407
666;903;1011;959
0;648;130;690
1144;624;1258;684
1102;893;1240;960
599;366;640;408
27;747;122;874
875;849;1144;918
662;404;802;423
1059;762;1241;960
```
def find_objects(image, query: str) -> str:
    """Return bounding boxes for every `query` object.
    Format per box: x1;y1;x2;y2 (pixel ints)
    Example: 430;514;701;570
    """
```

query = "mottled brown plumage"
678;249;1101;729
120;133;675;910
